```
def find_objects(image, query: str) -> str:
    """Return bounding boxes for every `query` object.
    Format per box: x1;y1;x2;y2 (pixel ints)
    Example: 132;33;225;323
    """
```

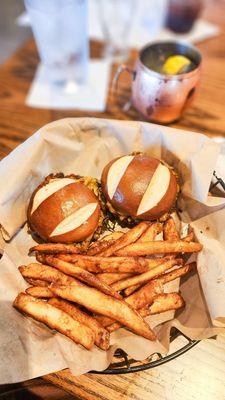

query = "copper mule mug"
113;41;202;124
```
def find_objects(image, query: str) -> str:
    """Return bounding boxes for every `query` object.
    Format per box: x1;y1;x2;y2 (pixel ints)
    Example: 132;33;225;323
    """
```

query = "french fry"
182;231;194;242
122;222;163;295
13;293;95;349
19;263;76;285
95;279;164;328
126;280;164;309
49;283;156;341
35;252;48;264
163;217;180;241
48;298;110;350
123;260;174;296
25;278;49;287
148;292;185;315
98;222;149;257
97;272;134;285
157;262;196;285
111;258;183;292
43;255;122;300
56;254;164;274
116;241;203;256
26;286;54;298
107;293;185;333
100;232;124;241
163;217;180;259
30;243;82;254
94;315;114;328
137;222;162;242
123;284;142;297
87;232;124;256
87;239;115;256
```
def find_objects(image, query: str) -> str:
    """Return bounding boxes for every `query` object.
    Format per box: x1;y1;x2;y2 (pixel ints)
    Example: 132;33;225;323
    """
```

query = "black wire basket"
93;328;199;374
91;172;225;375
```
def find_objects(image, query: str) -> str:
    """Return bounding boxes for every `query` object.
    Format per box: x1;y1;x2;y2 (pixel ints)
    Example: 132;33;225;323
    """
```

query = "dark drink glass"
166;0;203;34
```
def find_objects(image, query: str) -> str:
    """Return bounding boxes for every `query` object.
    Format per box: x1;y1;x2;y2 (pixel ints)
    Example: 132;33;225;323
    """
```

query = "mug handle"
112;64;136;112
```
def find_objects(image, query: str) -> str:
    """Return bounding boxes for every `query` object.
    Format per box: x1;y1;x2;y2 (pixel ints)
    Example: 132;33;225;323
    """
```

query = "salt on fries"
14;217;202;350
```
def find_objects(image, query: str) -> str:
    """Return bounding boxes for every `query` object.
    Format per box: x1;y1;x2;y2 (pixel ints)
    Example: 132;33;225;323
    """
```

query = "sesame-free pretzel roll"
101;153;178;221
27;175;101;243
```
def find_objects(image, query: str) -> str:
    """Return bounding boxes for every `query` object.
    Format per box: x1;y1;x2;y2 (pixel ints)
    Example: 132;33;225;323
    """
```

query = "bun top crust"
101;154;178;221
27;177;101;243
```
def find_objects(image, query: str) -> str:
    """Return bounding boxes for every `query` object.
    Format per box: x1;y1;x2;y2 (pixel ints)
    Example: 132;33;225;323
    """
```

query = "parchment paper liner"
0;118;224;383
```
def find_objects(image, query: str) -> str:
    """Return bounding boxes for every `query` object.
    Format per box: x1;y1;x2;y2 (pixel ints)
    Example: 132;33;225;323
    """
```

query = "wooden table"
0;0;225;399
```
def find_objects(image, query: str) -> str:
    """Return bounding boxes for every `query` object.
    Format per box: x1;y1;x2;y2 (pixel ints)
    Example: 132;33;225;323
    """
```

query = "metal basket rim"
91;337;199;375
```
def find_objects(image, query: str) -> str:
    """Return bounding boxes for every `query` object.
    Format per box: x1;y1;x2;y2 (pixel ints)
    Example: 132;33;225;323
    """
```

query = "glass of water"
24;0;89;86
98;0;135;62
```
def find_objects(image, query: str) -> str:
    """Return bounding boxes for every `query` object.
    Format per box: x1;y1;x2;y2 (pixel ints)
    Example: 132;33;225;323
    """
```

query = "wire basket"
91;172;224;374
93;328;199;374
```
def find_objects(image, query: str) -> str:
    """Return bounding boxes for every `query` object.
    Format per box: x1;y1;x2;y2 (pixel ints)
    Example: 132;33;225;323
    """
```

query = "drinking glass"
98;0;135;62
166;0;203;34
138;0;168;39
24;0;89;85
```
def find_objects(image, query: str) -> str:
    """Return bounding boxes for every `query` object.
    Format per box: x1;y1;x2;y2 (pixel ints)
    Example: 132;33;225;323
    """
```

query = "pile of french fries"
13;217;202;351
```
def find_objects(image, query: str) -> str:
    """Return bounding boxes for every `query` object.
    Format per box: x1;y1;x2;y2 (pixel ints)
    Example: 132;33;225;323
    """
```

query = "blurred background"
1;0;219;64
0;0;211;63
0;0;223;138
0;0;30;64
0;0;214;64
1;0;219;112
0;0;223;128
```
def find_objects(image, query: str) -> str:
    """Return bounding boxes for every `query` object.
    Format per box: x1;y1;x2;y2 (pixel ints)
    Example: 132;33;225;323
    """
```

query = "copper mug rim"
112;40;202;121
137;40;202;80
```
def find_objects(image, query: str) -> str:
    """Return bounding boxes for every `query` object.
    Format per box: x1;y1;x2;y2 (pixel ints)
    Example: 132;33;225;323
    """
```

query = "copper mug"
113;41;202;123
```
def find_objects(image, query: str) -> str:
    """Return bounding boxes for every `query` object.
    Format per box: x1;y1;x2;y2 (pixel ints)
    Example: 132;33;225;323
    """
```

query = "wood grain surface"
44;336;225;400
0;0;225;399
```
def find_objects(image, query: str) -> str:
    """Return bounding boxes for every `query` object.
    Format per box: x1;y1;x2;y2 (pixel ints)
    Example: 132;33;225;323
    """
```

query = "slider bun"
101;154;178;220
27;177;101;243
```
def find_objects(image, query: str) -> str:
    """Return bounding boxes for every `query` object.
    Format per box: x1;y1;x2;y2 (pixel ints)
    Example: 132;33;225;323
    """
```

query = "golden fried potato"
13;293;95;349
49;283;156;341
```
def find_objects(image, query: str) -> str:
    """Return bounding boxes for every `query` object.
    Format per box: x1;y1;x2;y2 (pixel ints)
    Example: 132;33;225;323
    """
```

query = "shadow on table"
0;378;76;399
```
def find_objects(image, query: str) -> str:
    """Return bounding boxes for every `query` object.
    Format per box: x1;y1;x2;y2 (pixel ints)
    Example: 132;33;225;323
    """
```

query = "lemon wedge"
162;55;191;75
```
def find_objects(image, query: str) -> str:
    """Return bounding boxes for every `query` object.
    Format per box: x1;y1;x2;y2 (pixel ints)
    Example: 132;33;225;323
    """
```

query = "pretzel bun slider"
27;175;101;243
101;153;178;221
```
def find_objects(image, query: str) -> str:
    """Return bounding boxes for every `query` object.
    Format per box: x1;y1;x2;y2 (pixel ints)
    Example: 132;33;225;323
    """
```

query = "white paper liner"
0;118;224;383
